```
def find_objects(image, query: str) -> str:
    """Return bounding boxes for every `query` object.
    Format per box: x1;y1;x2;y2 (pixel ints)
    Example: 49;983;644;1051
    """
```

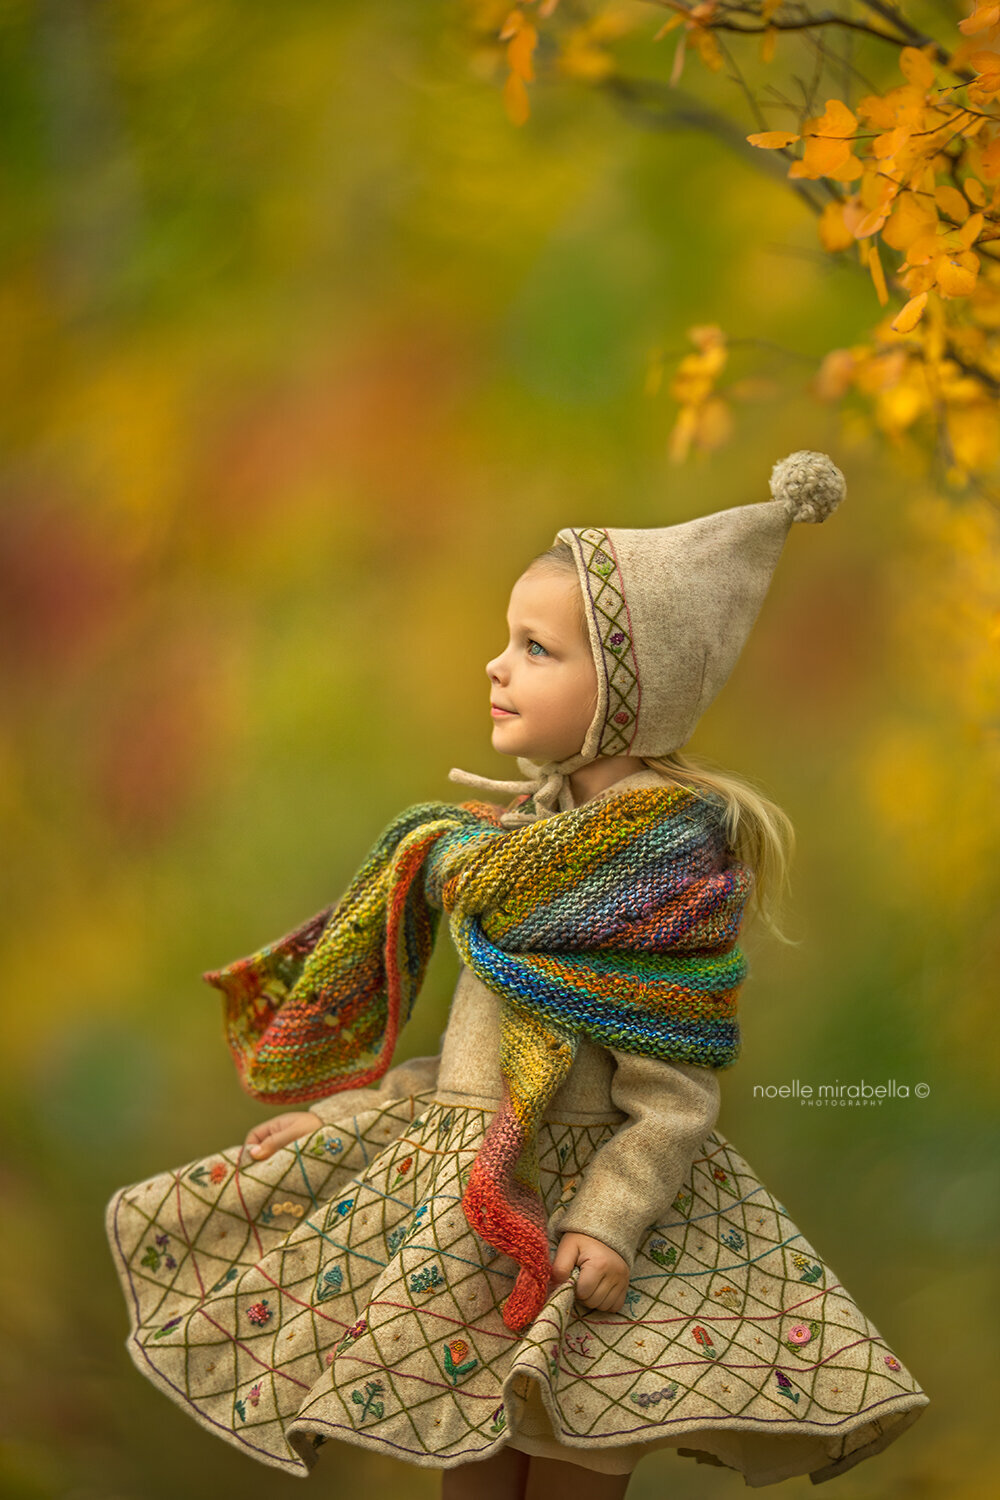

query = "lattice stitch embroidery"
572;528;641;756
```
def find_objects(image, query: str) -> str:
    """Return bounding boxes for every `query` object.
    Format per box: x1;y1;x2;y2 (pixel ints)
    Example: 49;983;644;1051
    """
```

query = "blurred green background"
1;2;997;1496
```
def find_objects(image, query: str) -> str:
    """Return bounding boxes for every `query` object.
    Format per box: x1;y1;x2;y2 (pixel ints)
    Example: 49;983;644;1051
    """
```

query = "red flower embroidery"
446;1339;469;1365
210;1162;228;1184
613;711;630;725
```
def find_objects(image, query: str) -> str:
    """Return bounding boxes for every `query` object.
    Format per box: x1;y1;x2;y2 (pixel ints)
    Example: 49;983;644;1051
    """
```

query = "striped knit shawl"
203;784;753;1332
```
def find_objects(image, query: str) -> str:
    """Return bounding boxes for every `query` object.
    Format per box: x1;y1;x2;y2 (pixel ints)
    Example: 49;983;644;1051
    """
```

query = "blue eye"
527;640;547;657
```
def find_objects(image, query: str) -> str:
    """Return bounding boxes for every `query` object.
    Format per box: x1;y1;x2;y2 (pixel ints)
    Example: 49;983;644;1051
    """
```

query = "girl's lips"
490;706;517;718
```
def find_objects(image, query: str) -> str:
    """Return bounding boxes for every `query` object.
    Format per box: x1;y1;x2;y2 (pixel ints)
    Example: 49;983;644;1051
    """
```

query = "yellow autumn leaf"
882;191;938;252
969;48;1000;74
668;405;698;463
873;126;907;160
819;199;855;251
934;184;970;222
856;93;898;129
959;3;1000;37
978;134;1000;178
508;22;536;80
901;262;936;296
867;242;889;305
694;396;732;450
961;212;985;247
899;45;936;91
695;28;723;72
812;97;858;137
746;130;800;149
760;26;776;64
689;322;727;354
948;404;1000;472
500;9;524;41
891;291;929;333
965;176;987;206
936;253;979;297
503;70;530;125
813;348;857;400
790;136;852;178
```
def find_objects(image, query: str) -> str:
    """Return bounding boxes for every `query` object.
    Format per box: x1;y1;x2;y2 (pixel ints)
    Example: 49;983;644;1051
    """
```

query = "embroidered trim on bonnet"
569;527;642;757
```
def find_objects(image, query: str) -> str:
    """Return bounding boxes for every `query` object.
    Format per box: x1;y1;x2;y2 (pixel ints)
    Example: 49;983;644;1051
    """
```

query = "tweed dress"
104;772;929;1485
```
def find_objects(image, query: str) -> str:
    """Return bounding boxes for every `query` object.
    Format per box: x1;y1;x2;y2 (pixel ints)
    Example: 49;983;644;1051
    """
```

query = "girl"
105;451;929;1496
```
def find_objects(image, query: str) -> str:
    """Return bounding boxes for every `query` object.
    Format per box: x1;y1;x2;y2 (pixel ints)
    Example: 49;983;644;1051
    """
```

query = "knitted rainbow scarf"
203;785;753;1332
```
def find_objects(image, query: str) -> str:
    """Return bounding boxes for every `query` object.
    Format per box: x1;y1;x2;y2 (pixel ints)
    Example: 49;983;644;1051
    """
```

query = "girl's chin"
490;728;573;763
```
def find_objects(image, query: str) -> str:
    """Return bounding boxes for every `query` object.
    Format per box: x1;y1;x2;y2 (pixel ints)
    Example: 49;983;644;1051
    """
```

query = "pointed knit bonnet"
451;450;846;820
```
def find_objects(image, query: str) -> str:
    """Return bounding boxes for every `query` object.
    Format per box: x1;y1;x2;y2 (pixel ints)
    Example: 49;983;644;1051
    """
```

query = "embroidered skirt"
104;1091;928;1485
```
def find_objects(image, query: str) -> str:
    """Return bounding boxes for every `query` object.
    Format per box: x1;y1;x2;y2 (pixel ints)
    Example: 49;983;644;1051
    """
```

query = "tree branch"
597;72;826;214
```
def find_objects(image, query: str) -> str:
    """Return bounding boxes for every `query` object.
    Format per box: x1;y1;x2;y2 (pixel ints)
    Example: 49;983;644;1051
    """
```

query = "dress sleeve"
553;1052;721;1271
304;1052;443;1124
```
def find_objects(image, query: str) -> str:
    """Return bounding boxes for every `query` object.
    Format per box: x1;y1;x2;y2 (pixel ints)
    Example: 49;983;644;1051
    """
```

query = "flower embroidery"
210;1162;228;1184
246;1300;272;1326
351;1380;385;1422
393;1155;413;1184
884;1354;902;1372
609;631;625;646
691;1325;717;1357
271;1199;305;1218
630;1384;678;1409
315;1264;344;1301
488;1403;507;1435
713;1284;741;1311
153;1315;183;1340
613;710;631;725
787;1322;813;1345
649;1238;677;1270
409;1264;444;1294
339;1316;367;1348
774;1369;800;1403
247;1382;262;1407
443;1338;478;1384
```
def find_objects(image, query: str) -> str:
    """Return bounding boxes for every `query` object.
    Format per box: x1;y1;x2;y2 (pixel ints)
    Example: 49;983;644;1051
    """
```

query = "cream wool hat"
451;450;846;821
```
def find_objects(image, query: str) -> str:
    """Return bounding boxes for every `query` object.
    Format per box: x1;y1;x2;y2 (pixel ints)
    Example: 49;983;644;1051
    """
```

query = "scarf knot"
203;785;753;1332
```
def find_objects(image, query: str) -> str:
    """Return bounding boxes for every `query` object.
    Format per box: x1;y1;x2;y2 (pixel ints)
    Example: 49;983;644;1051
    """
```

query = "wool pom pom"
769;451;846;524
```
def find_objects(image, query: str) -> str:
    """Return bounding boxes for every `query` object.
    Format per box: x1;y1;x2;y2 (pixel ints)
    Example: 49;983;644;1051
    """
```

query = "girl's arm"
303;1050;444;1124
553;1054;721;1270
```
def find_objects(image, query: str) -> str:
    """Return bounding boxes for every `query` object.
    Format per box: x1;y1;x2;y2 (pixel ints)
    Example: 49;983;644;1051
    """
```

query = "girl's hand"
551;1232;629;1313
242;1111;323;1164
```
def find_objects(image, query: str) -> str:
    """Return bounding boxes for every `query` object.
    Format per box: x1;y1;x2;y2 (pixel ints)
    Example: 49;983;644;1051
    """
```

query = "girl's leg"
441;1445;530;1500
523;1454;631;1500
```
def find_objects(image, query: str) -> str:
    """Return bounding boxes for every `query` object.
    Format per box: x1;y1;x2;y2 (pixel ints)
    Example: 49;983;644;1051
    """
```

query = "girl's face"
486;565;597;763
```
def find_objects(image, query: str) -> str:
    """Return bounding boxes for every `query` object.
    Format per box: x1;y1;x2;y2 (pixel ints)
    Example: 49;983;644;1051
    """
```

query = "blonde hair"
526;542;799;947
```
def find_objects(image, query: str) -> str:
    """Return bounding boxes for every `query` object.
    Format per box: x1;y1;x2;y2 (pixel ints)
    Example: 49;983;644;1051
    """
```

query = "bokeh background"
2;2;998;1497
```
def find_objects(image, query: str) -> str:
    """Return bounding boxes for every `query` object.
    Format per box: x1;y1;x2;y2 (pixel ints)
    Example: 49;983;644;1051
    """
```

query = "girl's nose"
486;651;507;684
